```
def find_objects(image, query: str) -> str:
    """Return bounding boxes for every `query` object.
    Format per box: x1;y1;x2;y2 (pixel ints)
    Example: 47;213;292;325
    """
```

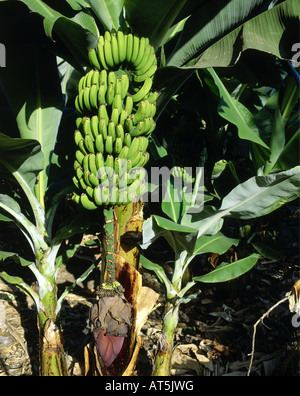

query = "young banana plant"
141;166;300;376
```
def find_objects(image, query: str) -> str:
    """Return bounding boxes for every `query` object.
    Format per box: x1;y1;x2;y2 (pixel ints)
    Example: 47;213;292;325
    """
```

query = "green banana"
105;135;114;155
95;133;104;153
97;36;109;70
119;109;128;126
88;153;98;175
89;84;99;109
98;82;107;104
111;107;120;126
106;82;115;106
75;166;84;180
134;37;148;67
116;123;125;142
105;154;114;175
98;104;109;126
72;193;81;205
90;115;99;139
127;137;140;160
125;115;134;132
84;134;95;154
98;118;108;139
80;193;98;210
131;35;140;65
139;136;149;153
136;44;154;71
78;139;88;155
91;69;100;86
74;129;84;146
111;33;120;65
72;176;80;190
88;171;100;187
86;185;94;199
131;77;153;102
88;48;101;70
83;169;93;187
75;150;85;165
118;145;129;159
93;185;102;206
82;117;92;137
83;86;92;112
134;63;157;83
96;152;105;170
124;132;132;147
126;33;134;62
136;53;156;77
125;95;133;116
108;121;116;140
99;69;108;88
114;137;123;155
85;70;94;88
112;94;122;115
117;30;126;63
120;73;129;99
104;34;114;68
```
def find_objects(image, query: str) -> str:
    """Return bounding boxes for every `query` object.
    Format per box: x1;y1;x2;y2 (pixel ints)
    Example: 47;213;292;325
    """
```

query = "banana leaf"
167;0;299;68
193;254;260;283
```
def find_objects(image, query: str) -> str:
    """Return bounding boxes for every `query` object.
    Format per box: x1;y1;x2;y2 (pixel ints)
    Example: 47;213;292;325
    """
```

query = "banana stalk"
152;302;179;376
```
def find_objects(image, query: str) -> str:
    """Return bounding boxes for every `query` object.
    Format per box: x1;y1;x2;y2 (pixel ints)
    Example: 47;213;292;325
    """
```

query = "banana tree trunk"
37;257;68;376
38;314;67;376
93;201;144;376
152;301;179;376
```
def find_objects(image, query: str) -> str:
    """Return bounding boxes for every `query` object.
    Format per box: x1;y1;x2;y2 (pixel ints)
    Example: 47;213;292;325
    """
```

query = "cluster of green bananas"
72;30;158;210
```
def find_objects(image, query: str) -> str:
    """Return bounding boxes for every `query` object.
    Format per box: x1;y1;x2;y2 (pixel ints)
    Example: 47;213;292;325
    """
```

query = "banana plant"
0;10;97;375
141;166;300;376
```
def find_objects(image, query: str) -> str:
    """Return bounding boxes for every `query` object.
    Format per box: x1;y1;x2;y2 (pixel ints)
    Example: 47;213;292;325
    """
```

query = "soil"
0;210;299;376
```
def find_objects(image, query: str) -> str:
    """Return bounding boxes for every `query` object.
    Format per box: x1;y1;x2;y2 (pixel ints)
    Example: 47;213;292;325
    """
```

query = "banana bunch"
72;30;158;210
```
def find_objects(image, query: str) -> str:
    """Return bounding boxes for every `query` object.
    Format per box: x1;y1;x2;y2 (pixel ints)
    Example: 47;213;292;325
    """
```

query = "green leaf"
161;176;184;223
0;194;48;254
86;0;125;31
193;232;239;255
140;255;177;298
252;242;285;261
0;251;33;267
0;271;39;307
220;166;300;219
125;0;187;48
193;254;260;283
167;0;299;68
0;44;63;204
0;134;45;230
208;68;269;149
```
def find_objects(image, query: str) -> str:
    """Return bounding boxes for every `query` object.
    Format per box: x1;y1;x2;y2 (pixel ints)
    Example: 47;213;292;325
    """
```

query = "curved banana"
88;48;101;70
95;133;104;153
80;193;98;210
134;63;157;83
131;77;153;102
